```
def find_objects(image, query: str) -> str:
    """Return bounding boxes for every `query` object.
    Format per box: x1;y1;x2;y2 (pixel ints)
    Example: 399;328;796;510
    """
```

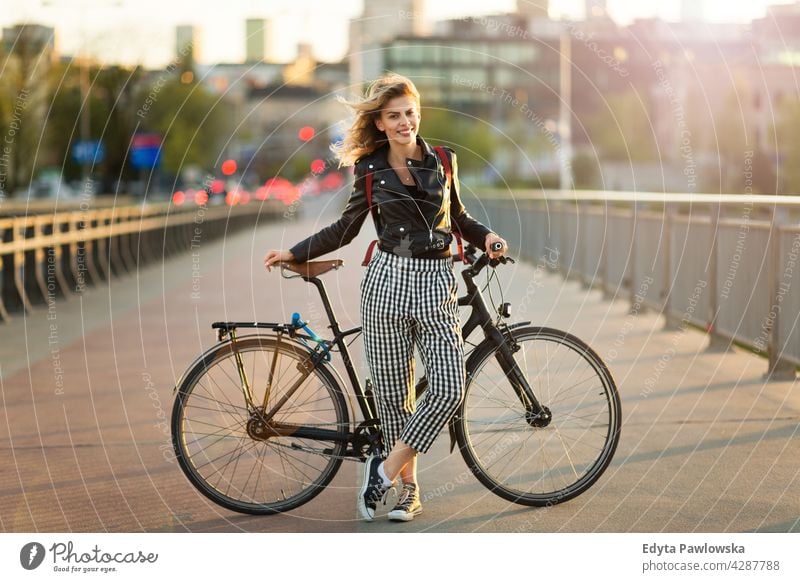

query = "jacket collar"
364;135;437;170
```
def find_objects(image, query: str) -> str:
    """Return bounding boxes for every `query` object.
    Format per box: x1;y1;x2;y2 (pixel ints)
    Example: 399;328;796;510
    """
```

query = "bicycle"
171;244;621;515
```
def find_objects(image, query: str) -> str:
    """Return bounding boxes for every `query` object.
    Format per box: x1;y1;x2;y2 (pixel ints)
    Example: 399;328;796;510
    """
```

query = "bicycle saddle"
278;260;344;278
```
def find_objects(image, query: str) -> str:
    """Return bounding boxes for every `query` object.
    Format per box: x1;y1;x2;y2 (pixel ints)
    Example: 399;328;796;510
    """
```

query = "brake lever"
489;255;515;268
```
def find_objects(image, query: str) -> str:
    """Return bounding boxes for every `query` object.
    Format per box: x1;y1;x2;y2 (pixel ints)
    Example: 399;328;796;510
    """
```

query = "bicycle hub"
525;406;552;427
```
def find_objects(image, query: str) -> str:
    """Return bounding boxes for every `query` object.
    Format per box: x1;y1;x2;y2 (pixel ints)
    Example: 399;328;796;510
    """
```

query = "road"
1;192;798;532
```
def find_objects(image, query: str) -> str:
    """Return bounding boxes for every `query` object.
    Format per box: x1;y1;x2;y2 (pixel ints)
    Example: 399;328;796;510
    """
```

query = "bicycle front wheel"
455;326;621;506
171;336;349;515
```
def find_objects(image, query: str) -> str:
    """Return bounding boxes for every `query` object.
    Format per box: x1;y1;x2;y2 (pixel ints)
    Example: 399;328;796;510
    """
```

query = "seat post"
308;277;342;335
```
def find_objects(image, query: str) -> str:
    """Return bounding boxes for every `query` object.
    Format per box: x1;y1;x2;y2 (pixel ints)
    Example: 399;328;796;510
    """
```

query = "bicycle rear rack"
211;321;291;341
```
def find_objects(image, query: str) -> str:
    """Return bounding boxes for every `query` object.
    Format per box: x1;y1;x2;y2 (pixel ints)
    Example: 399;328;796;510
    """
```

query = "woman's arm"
264;162;370;269
446;148;506;258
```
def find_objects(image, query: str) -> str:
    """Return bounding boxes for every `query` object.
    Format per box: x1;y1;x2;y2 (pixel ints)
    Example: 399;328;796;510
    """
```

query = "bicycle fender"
507;321;532;331
172;333;352;415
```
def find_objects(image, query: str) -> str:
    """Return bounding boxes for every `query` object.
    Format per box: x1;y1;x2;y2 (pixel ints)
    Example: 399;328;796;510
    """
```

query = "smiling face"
374;95;421;147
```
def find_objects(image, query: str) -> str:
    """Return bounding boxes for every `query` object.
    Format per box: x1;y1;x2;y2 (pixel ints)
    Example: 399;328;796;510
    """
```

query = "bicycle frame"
208;249;550;455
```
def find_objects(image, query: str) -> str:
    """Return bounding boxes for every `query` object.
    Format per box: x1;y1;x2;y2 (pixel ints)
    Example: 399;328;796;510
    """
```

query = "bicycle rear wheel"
171;336;349;514
455;326;621;506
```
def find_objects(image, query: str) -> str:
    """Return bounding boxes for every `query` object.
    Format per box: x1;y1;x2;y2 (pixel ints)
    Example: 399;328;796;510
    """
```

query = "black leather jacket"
289;136;492;261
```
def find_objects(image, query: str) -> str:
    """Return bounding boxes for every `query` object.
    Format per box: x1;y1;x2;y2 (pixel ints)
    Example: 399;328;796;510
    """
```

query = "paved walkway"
1;194;798;532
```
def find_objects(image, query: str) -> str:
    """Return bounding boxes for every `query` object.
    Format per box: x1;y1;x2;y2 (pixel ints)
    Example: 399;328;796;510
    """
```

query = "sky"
0;0;794;68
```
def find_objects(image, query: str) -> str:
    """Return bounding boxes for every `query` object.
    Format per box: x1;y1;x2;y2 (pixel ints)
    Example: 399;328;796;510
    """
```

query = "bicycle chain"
264;437;364;463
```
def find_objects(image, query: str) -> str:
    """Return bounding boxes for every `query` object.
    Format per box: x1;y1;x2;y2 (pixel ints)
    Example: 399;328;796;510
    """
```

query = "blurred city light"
210;179;225;194
298;126;315;141
194;190;209;205
221;159;237;176
310;158;325;173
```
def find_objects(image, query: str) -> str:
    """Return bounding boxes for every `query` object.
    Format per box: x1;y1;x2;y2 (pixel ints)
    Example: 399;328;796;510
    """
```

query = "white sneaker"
388;483;422;522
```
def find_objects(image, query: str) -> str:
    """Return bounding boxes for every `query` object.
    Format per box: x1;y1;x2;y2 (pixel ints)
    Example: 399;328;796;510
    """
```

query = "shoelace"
394;484;418;510
367;481;395;507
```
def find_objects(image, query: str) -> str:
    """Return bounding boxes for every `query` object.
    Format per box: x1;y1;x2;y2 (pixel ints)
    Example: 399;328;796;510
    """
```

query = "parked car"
15;175;83;201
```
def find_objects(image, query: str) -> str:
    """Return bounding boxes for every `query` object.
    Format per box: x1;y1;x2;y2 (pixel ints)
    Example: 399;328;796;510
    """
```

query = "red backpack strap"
434;146;451;189
452;232;465;263
362;166;379;267
361;239;379;266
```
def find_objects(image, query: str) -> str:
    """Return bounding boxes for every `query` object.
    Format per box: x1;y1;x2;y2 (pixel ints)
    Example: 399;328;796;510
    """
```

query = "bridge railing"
0;201;283;323
480;191;800;380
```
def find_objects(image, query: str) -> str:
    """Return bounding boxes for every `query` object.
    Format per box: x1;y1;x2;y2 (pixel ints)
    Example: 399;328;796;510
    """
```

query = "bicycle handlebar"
463;244;514;280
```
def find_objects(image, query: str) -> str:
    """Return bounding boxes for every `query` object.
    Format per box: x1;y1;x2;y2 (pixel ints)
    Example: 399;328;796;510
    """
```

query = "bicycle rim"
456;326;621;506
172;337;349;514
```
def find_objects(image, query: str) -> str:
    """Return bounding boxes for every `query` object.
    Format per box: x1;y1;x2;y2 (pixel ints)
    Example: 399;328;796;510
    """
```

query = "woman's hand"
485;233;507;259
264;249;295;272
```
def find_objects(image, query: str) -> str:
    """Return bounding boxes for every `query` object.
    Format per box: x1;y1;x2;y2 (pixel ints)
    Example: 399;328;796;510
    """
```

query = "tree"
45;62;145;189
0;26;53;194
135;76;232;177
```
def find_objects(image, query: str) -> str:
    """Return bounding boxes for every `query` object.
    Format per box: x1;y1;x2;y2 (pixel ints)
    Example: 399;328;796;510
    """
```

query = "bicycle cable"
483;261;507;326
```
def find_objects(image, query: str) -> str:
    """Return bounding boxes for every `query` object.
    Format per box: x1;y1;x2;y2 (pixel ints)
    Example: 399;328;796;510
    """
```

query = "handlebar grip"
490;241;504;252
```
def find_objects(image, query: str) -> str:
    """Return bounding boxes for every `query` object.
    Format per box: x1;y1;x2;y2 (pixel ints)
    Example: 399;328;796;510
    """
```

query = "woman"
264;73;506;522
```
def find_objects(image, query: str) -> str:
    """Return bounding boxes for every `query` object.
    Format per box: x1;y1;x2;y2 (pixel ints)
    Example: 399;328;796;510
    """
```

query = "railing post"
121;207;137;271
93;212;110;281
707;201;732;352
83;212;102;285
12;218;34;313
108;211;126;277
577;200;591;289
662;202;681;330
765;205;796;380
34;216;51;304
601;200;613;301
52;215;72;299
629;201;641;313
0;219;14;321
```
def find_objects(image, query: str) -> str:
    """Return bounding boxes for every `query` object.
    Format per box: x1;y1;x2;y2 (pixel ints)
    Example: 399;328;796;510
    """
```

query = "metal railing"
0;201;283;323
479;191;800;380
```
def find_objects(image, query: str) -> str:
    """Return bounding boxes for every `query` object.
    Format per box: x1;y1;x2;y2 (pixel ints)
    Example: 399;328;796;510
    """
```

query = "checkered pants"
360;248;465;455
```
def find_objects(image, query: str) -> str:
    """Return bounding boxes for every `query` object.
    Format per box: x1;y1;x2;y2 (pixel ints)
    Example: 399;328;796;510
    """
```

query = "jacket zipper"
378;183;437;243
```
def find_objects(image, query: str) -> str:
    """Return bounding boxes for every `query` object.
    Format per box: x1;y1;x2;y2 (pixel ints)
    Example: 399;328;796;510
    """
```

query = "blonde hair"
331;73;421;167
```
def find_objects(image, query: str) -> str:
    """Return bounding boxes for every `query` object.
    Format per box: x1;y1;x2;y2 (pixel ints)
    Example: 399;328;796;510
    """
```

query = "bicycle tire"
171;336;349;515
454;326;621;506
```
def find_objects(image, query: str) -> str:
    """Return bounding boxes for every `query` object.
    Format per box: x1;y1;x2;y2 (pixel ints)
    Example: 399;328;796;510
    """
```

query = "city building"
245;18;274;63
349;0;428;86
175;24;200;67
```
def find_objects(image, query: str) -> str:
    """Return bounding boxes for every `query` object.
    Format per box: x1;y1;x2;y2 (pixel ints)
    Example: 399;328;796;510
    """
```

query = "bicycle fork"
486;326;552;428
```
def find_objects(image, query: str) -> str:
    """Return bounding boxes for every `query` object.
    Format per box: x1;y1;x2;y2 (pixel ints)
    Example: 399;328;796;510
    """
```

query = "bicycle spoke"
197;436;258;478
173;338;350;513
240;442;268;501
